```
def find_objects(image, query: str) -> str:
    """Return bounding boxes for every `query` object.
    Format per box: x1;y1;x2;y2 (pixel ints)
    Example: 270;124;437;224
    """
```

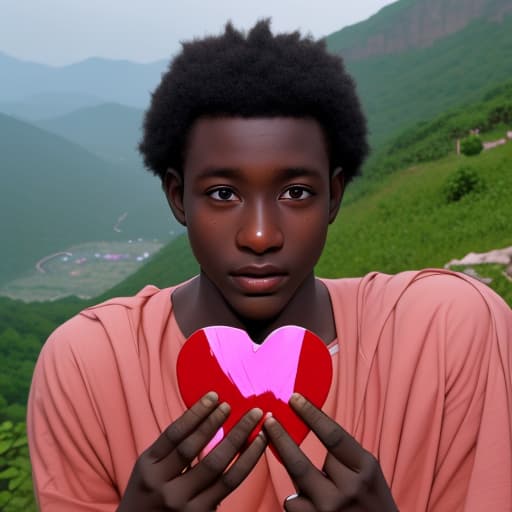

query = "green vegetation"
460;134;483;156
345;80;512;201
0;421;35;512
443;165;485;202
317;143;512;283
0;297;84;511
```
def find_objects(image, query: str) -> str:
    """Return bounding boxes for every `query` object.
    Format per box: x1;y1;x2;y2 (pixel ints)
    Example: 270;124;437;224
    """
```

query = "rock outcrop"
328;0;512;61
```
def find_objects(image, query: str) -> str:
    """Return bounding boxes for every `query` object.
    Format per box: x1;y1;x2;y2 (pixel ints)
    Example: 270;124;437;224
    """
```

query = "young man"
27;21;512;511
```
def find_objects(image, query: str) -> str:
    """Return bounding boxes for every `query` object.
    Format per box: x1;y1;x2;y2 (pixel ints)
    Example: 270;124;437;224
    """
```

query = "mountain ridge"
0;53;168;107
35;102;144;162
326;0;512;60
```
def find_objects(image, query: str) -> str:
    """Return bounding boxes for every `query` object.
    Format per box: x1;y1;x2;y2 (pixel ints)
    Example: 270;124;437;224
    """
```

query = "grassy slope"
346;80;512;201
316;143;512;304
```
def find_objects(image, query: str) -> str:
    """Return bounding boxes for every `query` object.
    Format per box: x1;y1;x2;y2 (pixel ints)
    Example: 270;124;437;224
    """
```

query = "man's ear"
163;169;186;226
328;167;345;224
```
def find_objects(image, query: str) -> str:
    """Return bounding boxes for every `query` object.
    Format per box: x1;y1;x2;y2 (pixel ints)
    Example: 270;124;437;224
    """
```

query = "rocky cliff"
327;0;512;60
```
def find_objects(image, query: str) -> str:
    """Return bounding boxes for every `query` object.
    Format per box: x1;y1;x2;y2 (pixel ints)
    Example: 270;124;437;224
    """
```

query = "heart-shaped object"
177;325;333;460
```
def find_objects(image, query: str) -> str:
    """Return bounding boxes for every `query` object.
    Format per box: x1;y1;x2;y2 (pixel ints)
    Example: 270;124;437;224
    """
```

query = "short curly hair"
139;19;368;184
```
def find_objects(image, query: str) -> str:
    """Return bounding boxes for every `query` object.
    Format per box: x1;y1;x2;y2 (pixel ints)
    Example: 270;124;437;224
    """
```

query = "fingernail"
286;493;299;501
263;412;275;426
202;391;218;406
258;431;267;442
219;402;230;414
290;392;305;405
249;408;263;420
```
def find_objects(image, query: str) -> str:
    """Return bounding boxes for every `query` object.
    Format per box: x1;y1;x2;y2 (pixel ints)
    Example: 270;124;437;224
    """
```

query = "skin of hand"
117;392;267;511
264;393;398;512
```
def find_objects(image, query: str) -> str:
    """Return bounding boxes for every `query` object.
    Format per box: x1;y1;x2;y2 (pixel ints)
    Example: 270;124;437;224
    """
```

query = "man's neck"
171;272;336;345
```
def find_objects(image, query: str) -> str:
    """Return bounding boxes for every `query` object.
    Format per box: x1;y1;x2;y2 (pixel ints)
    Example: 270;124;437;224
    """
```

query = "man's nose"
235;200;284;254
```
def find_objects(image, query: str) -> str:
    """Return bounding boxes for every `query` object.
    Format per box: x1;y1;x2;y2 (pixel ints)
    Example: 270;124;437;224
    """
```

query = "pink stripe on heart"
203;325;305;403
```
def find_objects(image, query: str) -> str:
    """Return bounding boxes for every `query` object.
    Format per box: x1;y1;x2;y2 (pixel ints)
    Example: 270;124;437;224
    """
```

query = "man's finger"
263;415;333;503
290;393;363;471
182;408;263;493
147;391;220;461
191;431;268;509
165;401;231;474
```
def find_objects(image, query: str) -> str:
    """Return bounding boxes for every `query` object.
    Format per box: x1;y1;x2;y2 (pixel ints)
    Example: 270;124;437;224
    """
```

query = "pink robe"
27;270;512;511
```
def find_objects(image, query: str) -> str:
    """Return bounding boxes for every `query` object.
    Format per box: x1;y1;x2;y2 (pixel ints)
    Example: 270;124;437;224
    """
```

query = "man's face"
166;117;342;322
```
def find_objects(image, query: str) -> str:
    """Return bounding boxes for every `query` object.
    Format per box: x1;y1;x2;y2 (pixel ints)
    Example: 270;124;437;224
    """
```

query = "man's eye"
208;188;238;201
280;186;312;200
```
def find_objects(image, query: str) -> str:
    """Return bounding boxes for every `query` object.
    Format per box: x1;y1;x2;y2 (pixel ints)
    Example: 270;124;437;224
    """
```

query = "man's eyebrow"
279;166;322;179
196;167;241;179
195;165;322;180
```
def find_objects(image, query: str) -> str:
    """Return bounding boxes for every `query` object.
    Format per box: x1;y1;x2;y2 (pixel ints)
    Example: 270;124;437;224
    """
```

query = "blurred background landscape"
1;0;511;508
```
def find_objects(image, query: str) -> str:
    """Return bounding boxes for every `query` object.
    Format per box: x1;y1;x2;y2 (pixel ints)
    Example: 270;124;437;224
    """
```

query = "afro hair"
139;19;368;184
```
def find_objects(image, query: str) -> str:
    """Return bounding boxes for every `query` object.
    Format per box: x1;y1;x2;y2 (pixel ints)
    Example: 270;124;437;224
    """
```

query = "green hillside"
36;103;144;163
328;14;512;145
318;143;511;284
0;113;177;286
349;80;512;196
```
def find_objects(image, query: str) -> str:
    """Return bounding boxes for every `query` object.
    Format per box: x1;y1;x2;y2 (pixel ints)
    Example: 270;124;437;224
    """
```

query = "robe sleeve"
389;272;512;510
455;278;512;510
27;317;120;512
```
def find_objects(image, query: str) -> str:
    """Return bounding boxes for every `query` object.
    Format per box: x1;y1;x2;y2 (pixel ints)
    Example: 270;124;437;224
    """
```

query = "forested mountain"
0;113;176;286
327;3;512;145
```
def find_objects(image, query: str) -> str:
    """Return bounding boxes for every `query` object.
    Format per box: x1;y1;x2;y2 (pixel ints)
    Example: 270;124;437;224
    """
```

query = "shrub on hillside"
443;165;484;202
460;134;483;156
0;421;36;511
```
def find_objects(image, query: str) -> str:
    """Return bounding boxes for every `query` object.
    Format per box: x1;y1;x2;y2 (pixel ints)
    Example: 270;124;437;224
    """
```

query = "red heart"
177;325;333;460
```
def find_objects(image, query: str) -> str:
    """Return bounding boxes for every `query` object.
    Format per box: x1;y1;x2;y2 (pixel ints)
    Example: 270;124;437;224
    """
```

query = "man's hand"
118;392;266;511
264;393;398;512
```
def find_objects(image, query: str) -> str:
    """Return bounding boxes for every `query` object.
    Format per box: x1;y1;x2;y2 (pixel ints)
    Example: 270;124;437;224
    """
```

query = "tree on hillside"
460;134;483;156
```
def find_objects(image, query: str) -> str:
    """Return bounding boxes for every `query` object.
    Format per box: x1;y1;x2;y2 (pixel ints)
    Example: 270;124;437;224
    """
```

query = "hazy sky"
1;1;396;66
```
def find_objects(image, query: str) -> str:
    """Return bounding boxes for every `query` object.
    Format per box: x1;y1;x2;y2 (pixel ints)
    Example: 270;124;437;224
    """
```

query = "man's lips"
231;264;286;277
230;265;287;294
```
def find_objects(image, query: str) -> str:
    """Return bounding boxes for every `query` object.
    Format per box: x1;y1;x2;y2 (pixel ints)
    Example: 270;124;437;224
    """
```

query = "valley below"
0;239;163;302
